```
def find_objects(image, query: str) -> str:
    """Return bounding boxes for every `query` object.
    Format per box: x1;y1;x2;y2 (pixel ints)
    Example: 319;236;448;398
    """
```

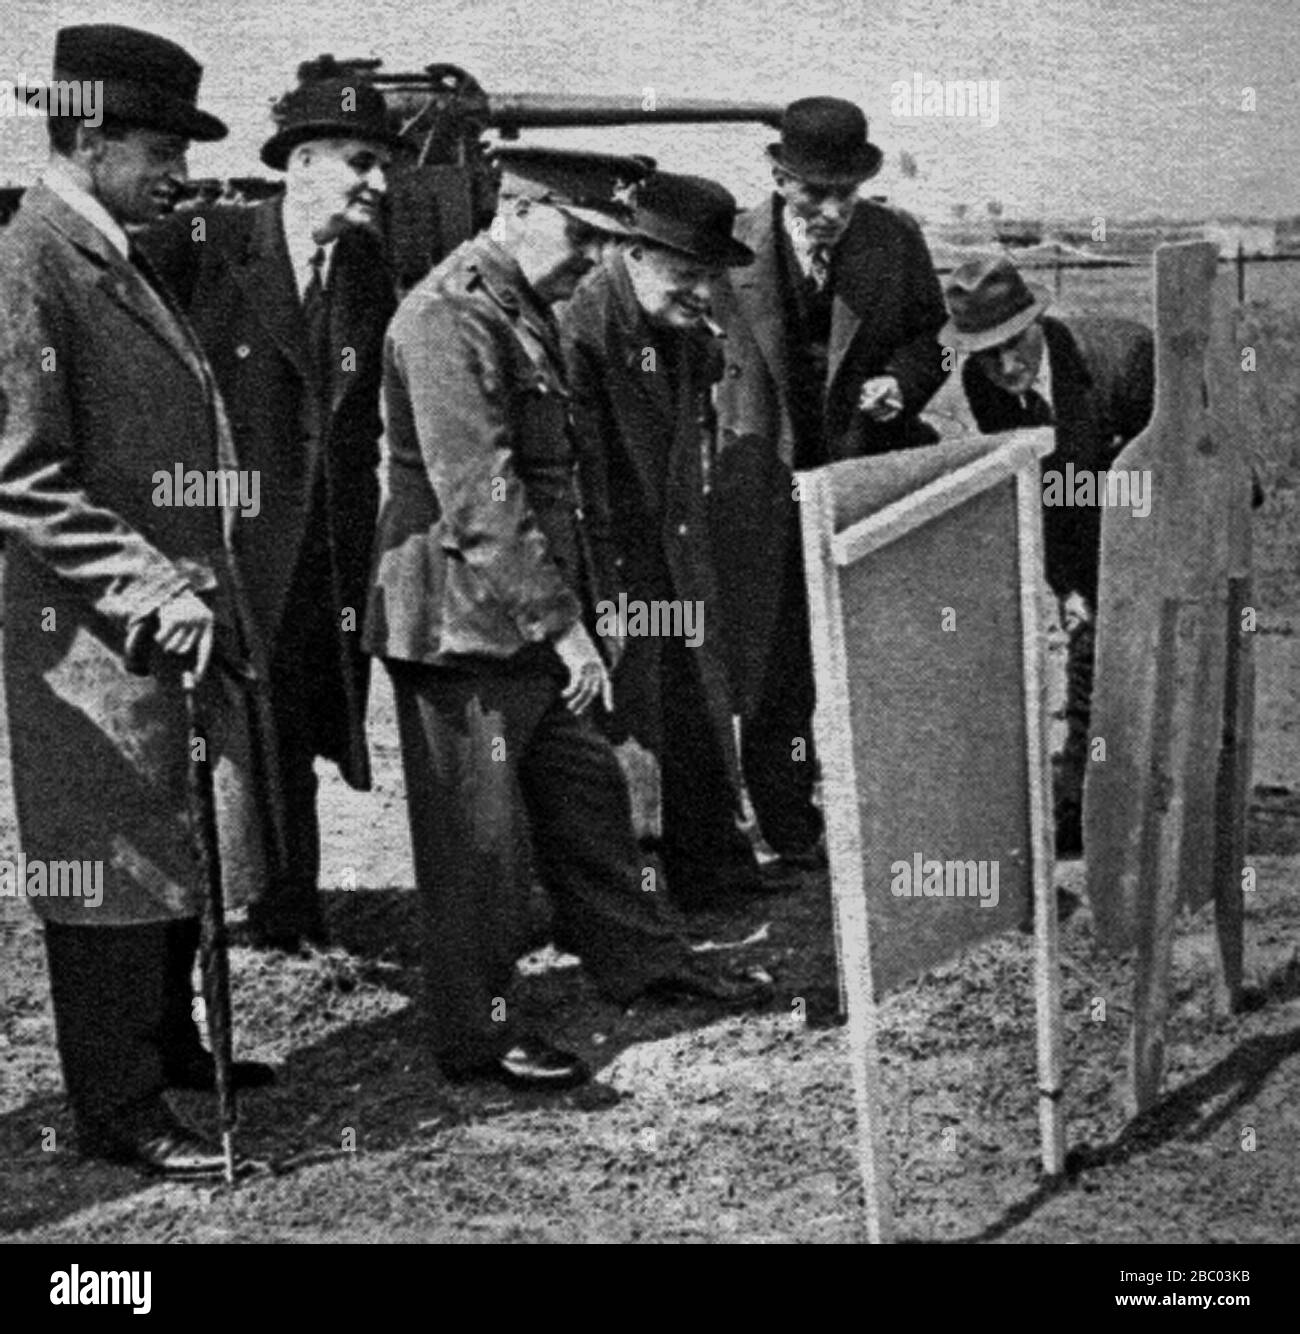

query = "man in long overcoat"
145;77;401;948
0;24;274;1177
561;171;765;910
712;98;948;867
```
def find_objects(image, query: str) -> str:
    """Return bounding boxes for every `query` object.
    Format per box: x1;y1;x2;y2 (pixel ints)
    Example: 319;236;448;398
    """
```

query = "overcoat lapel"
825;205;888;399
326;230;388;415
231;197;312;384
606;254;676;512
33;185;206;384
1042;317;1100;464
731;200;792;412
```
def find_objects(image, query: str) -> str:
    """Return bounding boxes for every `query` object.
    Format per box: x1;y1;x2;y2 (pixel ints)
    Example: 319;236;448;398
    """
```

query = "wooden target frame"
800;429;1062;1243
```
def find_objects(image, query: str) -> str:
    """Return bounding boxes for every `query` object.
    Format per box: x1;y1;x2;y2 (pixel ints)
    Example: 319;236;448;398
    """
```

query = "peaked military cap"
491;145;653;235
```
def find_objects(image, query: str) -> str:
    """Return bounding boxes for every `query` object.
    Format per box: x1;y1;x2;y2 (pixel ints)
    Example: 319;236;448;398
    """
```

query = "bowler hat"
766;97;882;187
261;77;405;170
491;145;651;235
625;172;753;268
52;24;227;141
940;255;1051;352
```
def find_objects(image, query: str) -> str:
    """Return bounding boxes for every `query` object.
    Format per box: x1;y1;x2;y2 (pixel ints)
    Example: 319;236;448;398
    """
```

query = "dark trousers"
248;558;333;938
658;636;758;902
245;668;322;936
44;918;202;1131
740;554;823;856
387;657;688;1071
1055;613;1096;820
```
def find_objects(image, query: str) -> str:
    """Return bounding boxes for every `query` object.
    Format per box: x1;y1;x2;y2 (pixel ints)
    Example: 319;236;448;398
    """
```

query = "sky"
3;0;1297;222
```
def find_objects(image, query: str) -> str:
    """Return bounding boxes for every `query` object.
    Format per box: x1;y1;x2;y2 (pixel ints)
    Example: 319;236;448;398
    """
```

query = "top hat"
261;77;405;170
491;145;651;235
52;24;227;141
940;255;1051;352
624;172;754;268
766;97;882;187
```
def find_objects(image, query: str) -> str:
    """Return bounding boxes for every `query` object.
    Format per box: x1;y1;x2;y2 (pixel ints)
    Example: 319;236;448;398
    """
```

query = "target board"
800;429;1063;1243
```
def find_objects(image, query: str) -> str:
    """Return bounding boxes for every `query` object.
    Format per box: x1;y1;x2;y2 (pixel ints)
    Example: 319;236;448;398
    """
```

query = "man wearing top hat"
941;254;1154;855
365;146;770;1091
561;171;781;911
711;97;948;871
0;24;275;1177
145;76;403;950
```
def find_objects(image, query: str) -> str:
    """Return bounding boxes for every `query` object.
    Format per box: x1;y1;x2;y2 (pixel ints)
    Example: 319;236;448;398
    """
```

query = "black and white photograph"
0;0;1295;1272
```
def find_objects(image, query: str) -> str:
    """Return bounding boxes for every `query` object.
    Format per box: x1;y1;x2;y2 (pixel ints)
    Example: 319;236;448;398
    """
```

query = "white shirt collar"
42;161;131;261
281;198;337;299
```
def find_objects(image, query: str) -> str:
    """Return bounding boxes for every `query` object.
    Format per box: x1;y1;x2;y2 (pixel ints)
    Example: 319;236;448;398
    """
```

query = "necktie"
302;247;330;394
808;243;831;292
1020;388;1054;426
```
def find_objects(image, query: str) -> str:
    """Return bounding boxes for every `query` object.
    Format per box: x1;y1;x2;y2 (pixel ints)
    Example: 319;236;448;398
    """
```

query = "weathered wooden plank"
1086;242;1227;952
801;467;893;1244
1017;466;1065;1174
1131;599;1204;1112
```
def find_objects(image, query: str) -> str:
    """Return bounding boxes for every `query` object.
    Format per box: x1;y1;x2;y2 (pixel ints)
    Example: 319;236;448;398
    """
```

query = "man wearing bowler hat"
0;24;275;1178
941;254;1154;855
562;171;780;911
712;97;948;872
146;75;404;950
366;146;770;1091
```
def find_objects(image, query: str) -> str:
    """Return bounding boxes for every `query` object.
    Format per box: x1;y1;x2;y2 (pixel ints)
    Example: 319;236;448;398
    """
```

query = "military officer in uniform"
365;147;770;1090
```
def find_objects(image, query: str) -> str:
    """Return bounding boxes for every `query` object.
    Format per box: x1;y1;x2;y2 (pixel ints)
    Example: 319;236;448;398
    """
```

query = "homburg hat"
52;24;227;141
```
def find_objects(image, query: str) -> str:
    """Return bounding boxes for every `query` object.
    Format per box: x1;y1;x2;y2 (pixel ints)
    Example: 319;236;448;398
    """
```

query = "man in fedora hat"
561;171;779;911
145;74;405;950
711;97;948;872
365;146;770;1091
942;253;1154;854
0;23;275;1178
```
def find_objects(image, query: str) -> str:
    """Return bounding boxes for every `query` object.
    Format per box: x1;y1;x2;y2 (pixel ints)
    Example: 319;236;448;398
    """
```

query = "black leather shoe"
639;958;774;1009
440;1037;590;1091
164;1050;276;1092
79;1101;238;1180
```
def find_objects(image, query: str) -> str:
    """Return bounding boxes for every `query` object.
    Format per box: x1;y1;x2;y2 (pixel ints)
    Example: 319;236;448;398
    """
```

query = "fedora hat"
940;255;1051;352
491;145;651;235
766;97;882;187
52;24;227;141
261;77;405;170
625;172;754;268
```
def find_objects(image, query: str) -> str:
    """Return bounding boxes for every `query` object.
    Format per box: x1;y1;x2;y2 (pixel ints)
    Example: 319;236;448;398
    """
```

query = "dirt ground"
3;278;1300;1244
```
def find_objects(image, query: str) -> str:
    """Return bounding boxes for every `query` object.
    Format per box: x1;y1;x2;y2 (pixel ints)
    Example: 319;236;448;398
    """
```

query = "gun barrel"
485;92;784;131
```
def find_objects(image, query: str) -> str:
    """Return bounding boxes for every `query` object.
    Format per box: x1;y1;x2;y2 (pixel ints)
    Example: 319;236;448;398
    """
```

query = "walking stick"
181;667;238;1185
